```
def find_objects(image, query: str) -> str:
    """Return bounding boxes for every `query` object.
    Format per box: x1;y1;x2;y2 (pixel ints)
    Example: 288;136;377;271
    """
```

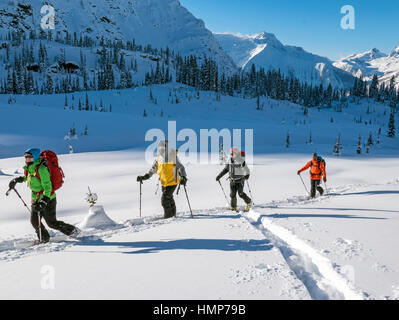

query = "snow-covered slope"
1;83;398;159
1;150;399;299
0;0;236;74
0;81;399;299
215;31;355;88
333;47;399;89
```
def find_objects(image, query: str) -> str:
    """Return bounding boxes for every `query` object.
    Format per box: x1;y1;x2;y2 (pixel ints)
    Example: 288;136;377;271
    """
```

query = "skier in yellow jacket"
137;140;187;218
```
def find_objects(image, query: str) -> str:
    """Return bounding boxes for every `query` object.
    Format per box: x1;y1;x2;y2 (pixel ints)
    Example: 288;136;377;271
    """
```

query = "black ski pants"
161;185;177;219
31;198;76;241
310;179;324;198
230;180;251;208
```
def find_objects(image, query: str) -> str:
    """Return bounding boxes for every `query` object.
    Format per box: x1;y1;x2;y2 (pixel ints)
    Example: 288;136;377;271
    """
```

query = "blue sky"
180;0;399;61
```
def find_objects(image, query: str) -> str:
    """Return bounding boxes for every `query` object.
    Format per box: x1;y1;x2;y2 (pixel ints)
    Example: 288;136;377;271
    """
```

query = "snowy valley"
1;84;399;300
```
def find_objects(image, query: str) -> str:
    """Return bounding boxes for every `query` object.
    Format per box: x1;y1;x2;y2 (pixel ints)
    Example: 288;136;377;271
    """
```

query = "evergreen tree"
45;74;53;94
369;74;379;98
357;135;362;154
6;69;12;94
286;131;290;148
367;132;374;146
85;93;90;111
388;111;395;137
119;53;126;71
334;133;342;156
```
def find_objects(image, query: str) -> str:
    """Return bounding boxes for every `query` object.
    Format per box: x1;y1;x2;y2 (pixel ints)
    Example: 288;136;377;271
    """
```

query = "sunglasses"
24;155;33;159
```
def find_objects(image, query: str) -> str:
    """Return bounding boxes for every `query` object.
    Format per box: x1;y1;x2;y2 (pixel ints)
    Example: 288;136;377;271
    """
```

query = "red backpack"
25;150;65;195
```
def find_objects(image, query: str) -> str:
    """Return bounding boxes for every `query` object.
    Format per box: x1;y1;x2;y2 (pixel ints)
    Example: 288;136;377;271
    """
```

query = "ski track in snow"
0;179;398;299
240;178;399;300
243;209;364;300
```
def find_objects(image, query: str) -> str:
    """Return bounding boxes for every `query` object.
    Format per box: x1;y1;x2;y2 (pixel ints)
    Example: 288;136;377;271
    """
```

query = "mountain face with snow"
215;31;355;88
0;0;236;74
333;47;399;89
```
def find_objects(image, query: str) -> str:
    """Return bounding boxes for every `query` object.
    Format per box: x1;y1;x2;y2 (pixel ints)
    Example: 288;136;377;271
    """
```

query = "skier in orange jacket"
297;153;327;198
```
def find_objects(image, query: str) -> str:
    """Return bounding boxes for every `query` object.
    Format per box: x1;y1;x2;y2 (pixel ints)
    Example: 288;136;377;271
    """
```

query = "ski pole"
298;173;310;196
183;185;193;218
246;180;254;204
139;181;142;218
37;209;42;243
6;187;31;214
323;180;328;196
6;187;42;242
218;180;229;205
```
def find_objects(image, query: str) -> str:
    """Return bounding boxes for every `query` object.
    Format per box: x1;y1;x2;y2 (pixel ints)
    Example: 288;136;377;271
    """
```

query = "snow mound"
77;205;118;230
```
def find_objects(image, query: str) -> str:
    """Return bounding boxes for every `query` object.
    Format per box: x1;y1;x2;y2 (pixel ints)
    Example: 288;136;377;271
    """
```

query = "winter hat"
24;148;41;162
230;148;245;157
158;140;168;149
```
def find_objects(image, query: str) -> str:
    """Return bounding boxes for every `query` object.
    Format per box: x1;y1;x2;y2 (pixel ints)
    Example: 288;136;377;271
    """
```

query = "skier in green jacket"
8;148;79;243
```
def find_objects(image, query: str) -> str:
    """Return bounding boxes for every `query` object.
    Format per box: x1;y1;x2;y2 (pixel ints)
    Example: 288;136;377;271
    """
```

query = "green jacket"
23;159;56;202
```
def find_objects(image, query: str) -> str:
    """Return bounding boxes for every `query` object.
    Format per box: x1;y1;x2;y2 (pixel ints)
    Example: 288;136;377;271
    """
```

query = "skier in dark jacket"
216;148;252;212
137;140;187;219
8;148;79;243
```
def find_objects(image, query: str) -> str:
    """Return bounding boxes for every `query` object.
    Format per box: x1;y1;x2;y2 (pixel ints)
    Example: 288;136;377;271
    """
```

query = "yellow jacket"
147;148;187;187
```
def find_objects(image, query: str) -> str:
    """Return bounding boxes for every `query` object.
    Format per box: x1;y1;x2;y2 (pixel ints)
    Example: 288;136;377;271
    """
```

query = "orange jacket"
299;160;326;180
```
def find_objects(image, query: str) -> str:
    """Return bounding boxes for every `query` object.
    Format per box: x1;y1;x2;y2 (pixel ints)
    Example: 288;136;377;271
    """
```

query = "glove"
245;174;250;180
34;196;50;212
323;177;327;182
137;174;150;182
297;170;301;175
216;174;222;182
8;176;25;189
180;176;187;186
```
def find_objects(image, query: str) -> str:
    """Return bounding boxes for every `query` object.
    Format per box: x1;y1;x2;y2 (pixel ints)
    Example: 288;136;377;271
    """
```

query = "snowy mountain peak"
215;31;354;88
390;45;399;57
333;46;399;89
253;31;268;40
250;31;283;48
368;48;386;59
341;48;387;63
0;0;237;74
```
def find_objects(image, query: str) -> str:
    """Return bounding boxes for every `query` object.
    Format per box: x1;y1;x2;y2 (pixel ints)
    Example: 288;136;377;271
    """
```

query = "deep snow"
1;84;399;300
1;150;399;299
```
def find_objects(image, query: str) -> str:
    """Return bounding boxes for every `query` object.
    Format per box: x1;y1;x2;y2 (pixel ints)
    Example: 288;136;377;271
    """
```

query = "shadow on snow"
266;213;386;220
75;238;273;254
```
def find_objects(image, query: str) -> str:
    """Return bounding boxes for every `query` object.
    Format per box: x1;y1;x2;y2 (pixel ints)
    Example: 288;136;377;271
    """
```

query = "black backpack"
312;156;326;170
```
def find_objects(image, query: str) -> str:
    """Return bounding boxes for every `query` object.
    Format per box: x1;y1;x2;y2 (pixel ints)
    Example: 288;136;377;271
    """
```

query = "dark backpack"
312;156;326;170
24;150;65;195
